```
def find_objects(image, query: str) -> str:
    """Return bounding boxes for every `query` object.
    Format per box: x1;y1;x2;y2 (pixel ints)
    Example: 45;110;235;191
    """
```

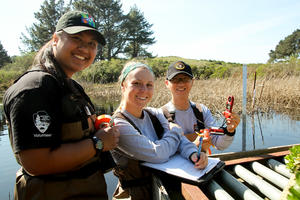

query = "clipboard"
141;154;225;186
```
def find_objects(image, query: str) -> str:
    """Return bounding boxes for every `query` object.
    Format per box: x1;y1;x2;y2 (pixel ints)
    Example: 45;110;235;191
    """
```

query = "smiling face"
121;67;155;117
165;73;194;100
52;30;98;77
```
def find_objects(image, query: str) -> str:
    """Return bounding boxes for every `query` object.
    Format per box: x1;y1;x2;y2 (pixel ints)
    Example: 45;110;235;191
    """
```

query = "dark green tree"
73;0;127;60
0;41;11;67
20;0;68;52
123;5;155;58
268;29;300;63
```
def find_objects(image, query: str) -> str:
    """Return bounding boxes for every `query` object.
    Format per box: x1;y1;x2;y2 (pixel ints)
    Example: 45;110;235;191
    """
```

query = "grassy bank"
82;76;300;118
1;55;300;118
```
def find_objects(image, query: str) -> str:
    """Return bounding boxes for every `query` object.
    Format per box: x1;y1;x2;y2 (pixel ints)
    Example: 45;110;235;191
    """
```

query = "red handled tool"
224;96;234;118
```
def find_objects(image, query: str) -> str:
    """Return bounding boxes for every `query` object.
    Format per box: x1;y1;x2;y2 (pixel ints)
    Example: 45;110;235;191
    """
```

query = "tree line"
20;0;155;61
1;0;300;68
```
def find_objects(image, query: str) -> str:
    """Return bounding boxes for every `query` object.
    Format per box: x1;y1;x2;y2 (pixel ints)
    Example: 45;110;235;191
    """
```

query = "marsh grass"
82;76;300;117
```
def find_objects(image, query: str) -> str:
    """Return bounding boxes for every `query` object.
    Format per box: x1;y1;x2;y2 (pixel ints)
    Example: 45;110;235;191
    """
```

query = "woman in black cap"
3;10;119;200
162;61;240;154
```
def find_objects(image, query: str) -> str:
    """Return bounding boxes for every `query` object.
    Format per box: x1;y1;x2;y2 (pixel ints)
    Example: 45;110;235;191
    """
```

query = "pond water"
0;104;300;199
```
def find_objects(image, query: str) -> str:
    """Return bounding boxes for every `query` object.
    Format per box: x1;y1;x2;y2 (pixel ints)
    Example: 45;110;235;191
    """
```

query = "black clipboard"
141;155;225;186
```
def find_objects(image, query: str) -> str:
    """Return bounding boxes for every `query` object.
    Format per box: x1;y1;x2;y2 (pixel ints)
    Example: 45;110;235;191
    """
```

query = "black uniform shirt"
3;71;62;153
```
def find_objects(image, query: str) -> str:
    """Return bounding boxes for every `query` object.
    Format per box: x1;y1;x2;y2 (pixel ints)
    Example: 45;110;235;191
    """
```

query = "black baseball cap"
166;61;193;80
56;10;106;46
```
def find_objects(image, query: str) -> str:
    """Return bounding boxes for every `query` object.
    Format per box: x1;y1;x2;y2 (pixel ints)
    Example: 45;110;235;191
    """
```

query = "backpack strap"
113;112;142;135
190;102;205;131
144;109;164;139
161;102;205;131
113;109;164;139
161;105;175;123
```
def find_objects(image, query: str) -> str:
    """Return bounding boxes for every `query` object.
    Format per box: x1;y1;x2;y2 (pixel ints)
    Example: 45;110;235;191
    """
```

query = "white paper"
141;154;220;181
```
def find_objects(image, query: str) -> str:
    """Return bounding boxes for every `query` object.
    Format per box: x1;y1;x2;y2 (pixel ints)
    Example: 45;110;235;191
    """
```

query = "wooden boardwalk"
153;144;297;200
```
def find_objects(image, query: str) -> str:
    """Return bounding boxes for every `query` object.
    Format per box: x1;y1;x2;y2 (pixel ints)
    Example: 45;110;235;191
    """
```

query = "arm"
116;109;182;163
19;139;96;175
202;104;235;150
19;120;119;176
6;74;119;176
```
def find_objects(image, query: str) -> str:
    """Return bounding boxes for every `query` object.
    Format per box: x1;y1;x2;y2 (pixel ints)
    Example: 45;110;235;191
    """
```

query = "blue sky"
1;0;300;64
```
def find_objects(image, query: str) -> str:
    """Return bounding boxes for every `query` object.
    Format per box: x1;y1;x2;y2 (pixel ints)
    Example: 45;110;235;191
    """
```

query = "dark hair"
32;33;67;85
31;33;79;95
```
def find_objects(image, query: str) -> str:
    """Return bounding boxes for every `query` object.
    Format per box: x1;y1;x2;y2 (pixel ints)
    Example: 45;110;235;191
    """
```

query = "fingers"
194;152;208;169
96;126;120;151
225;112;240;132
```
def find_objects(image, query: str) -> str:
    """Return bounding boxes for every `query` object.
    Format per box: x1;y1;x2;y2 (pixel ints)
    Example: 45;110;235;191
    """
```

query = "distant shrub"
75;59;125;83
1;55;299;86
2;52;35;72
0;69;21;84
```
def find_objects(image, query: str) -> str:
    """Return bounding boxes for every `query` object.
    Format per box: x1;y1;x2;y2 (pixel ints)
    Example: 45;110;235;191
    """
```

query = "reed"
83;76;300;117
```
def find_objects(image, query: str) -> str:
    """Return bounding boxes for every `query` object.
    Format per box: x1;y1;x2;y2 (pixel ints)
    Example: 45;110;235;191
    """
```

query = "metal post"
250;161;289;189
219;170;263;200
242;65;247;151
233;165;281;200
207;180;235;200
267;159;292;179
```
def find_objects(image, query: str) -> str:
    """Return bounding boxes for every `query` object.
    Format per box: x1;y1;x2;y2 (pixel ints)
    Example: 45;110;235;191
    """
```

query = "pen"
197;136;203;158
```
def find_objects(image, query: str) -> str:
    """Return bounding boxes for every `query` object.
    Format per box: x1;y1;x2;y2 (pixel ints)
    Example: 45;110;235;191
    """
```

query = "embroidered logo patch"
33;111;51;133
81;13;96;28
175;62;185;70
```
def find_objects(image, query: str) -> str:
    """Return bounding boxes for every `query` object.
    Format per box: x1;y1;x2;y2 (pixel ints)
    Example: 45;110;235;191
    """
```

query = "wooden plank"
209;144;296;161
181;183;209;200
181;148;291;199
224;150;289;165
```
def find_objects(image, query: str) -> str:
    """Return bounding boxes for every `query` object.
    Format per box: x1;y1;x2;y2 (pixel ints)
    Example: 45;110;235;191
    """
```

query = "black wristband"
222;127;236;136
189;152;197;163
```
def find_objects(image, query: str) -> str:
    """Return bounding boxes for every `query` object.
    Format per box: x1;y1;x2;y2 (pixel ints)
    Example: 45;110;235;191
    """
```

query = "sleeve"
8;76;61;153
115;108;182;163
153;108;198;161
201;104;234;150
177;135;198;160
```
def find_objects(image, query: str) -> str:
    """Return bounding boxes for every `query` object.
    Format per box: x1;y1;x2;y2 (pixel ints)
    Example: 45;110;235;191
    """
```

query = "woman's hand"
95;126;120;151
223;111;240;133
190;152;208;169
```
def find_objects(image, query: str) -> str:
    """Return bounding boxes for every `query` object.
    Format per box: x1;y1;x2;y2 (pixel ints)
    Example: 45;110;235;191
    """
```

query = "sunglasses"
170;76;192;83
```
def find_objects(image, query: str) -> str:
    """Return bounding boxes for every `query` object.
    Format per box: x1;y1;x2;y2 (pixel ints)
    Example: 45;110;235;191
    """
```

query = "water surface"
0;106;299;199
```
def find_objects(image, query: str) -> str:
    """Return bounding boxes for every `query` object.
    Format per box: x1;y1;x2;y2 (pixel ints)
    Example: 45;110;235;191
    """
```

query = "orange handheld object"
224;96;234;118
94;114;114;130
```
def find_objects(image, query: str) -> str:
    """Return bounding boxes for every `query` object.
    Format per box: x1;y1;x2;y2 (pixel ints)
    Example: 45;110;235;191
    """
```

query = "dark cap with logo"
56;10;106;46
166;61;193;80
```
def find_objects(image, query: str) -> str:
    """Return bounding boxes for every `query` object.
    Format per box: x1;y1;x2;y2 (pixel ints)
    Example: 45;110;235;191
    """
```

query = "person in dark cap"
110;61;208;200
161;61;240;153
3;10;119;200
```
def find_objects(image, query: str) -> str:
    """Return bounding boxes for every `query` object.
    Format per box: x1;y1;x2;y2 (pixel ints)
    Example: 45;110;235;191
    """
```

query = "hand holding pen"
190;136;208;169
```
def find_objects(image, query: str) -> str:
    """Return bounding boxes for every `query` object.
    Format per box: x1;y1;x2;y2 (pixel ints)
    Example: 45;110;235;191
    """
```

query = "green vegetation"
285;145;300;200
285;145;300;173
1;54;300;90
0;52;35;89
20;0;155;60
269;29;300;63
0;41;11;67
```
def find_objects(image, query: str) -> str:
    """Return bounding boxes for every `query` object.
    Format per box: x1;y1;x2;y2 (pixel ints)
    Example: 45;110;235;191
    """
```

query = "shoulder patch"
33;111;51;133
